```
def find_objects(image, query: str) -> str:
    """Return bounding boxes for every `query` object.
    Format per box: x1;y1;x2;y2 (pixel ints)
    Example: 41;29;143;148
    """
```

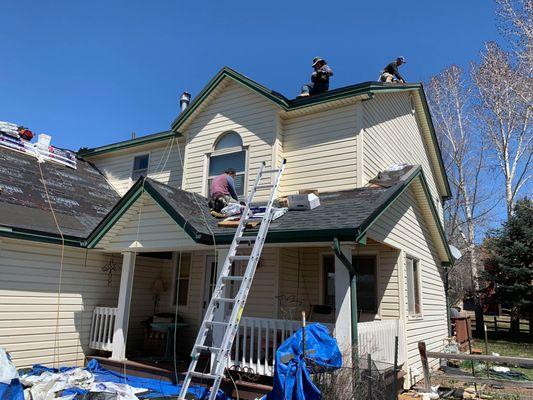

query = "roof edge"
0;227;83;247
78;130;179;158
356;166;452;262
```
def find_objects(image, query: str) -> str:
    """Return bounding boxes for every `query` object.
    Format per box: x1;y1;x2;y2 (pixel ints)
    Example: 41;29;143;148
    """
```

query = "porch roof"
87;165;451;262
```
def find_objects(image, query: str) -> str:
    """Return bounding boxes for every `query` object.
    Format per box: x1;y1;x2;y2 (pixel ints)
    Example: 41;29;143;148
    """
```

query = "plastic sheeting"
21;360;231;400
0;348;24;400
266;323;342;400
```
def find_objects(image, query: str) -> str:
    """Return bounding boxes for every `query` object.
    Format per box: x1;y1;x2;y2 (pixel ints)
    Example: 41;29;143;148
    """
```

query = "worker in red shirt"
209;169;240;210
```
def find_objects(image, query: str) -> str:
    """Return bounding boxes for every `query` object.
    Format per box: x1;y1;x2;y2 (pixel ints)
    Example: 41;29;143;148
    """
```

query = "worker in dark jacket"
298;57;334;97
379;57;406;83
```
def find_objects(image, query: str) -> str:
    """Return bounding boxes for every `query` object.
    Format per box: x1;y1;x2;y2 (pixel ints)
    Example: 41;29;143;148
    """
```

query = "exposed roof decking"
0;147;120;244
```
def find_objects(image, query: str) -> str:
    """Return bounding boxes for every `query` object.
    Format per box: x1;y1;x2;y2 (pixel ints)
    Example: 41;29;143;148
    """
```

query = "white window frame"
130;152;150;183
406;255;423;319
171;252;192;309
205;132;248;199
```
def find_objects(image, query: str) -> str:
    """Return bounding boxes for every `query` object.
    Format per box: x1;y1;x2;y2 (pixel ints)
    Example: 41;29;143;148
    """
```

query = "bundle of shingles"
0;121;77;169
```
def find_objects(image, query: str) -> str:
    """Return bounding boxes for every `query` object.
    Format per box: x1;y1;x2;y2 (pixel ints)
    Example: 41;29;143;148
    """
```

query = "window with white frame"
406;256;422;317
131;154;149;181
173;252;192;306
207;131;246;196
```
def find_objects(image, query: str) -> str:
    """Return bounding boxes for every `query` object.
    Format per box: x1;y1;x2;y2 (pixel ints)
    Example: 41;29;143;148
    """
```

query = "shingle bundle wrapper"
266;323;342;400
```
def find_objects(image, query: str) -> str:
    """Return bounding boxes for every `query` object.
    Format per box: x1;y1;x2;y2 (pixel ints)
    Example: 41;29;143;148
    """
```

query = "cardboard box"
298;189;319;196
287;193;320;210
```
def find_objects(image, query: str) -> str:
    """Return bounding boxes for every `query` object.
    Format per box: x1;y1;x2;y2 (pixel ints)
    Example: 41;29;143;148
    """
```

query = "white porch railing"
89;307;117;352
229;317;405;376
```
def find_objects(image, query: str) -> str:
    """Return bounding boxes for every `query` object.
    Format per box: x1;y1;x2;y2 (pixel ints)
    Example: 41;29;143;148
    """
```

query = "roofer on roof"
209;168;240;211
298;56;334;98
379;57;407;83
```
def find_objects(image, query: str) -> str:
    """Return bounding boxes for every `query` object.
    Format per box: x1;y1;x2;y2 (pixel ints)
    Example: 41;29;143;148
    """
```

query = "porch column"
334;244;353;358
111;251;136;360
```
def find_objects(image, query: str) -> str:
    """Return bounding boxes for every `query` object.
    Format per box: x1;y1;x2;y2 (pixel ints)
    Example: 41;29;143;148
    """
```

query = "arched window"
207;131;247;196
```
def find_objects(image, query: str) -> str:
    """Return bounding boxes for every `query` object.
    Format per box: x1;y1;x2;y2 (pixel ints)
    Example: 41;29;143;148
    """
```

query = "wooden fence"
469;314;530;333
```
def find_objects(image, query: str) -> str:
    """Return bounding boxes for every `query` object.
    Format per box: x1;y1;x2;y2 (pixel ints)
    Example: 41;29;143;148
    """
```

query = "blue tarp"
0;379;24;400
23;359;230;400
266;323;342;400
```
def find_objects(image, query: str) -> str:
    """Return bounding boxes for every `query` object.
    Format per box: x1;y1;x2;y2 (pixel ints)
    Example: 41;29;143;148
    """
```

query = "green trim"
168;67;450;199
416;85;452;200
0;228;83;247
86;178;145;248
355;166;453;262
78;131;179;157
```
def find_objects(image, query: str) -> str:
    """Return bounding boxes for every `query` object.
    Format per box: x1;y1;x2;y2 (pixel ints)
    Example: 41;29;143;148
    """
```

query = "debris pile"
0;120;77;169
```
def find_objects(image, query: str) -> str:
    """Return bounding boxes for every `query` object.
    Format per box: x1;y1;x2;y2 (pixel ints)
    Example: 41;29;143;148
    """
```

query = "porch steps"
179;160;286;400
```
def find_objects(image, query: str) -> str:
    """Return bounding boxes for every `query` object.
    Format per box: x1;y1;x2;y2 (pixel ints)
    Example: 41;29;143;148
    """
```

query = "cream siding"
87;139;185;196
363;93;444;221
96;193;198;252
367;187;447;384
181;81;279;201
0;238;120;368
281;103;359;195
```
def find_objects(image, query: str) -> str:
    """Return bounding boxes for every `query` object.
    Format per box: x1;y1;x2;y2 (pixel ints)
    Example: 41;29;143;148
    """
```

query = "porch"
87;241;407;378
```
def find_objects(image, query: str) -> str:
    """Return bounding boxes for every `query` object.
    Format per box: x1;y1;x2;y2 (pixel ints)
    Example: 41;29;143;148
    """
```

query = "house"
0;67;453;389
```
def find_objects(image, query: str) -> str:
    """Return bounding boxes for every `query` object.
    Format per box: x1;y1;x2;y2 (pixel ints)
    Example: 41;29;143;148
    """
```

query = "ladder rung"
214;297;237;303
256;184;274;190
229;255;250;261
221;275;244;281
205;320;231;326
236;236;257;243
261;169;280;174
189;371;217;380
195;345;222;353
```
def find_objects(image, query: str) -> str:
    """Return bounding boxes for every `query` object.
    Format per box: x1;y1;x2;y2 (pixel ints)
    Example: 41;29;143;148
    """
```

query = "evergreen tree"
483;198;532;334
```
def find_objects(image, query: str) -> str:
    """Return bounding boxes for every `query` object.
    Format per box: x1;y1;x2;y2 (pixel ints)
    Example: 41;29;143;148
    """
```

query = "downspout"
332;238;359;367
442;262;452;337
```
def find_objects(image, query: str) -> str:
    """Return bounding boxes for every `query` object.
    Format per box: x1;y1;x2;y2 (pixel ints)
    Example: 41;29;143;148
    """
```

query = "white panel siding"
281;103;359;195
367;187;447;384
98;192;197;251
0;238;120;368
363;93;444;221
88;139;186;195
182;81;278;201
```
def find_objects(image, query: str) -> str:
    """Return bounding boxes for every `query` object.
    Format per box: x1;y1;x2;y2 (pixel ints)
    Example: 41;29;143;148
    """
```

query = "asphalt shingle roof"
0;146;120;239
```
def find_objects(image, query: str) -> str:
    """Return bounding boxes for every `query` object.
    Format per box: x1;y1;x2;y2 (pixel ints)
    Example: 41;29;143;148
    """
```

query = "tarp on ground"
23;359;230;400
266;323;342;400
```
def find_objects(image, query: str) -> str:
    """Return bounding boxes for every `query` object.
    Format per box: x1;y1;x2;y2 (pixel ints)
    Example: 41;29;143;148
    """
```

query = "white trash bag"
0;348;18;385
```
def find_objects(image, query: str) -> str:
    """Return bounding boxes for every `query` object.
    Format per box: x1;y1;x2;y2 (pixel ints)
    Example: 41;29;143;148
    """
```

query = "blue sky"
1;0;498;151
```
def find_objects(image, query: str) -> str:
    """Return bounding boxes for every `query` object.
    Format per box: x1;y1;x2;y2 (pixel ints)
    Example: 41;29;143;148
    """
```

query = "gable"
181;80;280;198
94;192;198;251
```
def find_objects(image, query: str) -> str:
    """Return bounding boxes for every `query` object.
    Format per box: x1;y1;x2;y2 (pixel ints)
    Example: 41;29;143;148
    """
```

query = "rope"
36;160;65;369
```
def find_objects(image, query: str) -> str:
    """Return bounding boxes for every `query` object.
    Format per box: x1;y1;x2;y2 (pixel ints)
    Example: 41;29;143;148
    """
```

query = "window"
406;257;422;317
207;131;246;196
323;255;336;308
131;154;149;181
322;254;377;314
173;253;191;306
352;256;377;314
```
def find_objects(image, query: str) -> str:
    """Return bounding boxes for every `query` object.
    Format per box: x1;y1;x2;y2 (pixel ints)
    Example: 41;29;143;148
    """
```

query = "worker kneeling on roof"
298;56;334;97
379;56;406;83
209;168;240;212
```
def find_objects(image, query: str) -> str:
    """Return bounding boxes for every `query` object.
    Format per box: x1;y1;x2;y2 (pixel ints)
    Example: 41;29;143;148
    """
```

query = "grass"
460;339;533;381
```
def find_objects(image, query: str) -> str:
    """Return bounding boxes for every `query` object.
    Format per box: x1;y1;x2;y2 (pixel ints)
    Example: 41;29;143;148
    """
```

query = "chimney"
180;91;191;112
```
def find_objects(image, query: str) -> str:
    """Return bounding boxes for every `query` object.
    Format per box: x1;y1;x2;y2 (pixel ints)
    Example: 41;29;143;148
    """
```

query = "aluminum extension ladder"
178;159;286;400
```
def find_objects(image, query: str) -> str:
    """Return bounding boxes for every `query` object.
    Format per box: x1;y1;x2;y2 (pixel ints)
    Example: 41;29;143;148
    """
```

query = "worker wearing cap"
298;57;334;97
379;57;407;83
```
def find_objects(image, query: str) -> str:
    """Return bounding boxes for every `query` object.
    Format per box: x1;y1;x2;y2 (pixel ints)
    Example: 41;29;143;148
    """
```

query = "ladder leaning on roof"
178;159;286;400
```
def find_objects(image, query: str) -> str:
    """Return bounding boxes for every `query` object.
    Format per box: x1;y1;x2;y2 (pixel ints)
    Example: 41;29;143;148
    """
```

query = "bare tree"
472;1;533;219
426;65;493;332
